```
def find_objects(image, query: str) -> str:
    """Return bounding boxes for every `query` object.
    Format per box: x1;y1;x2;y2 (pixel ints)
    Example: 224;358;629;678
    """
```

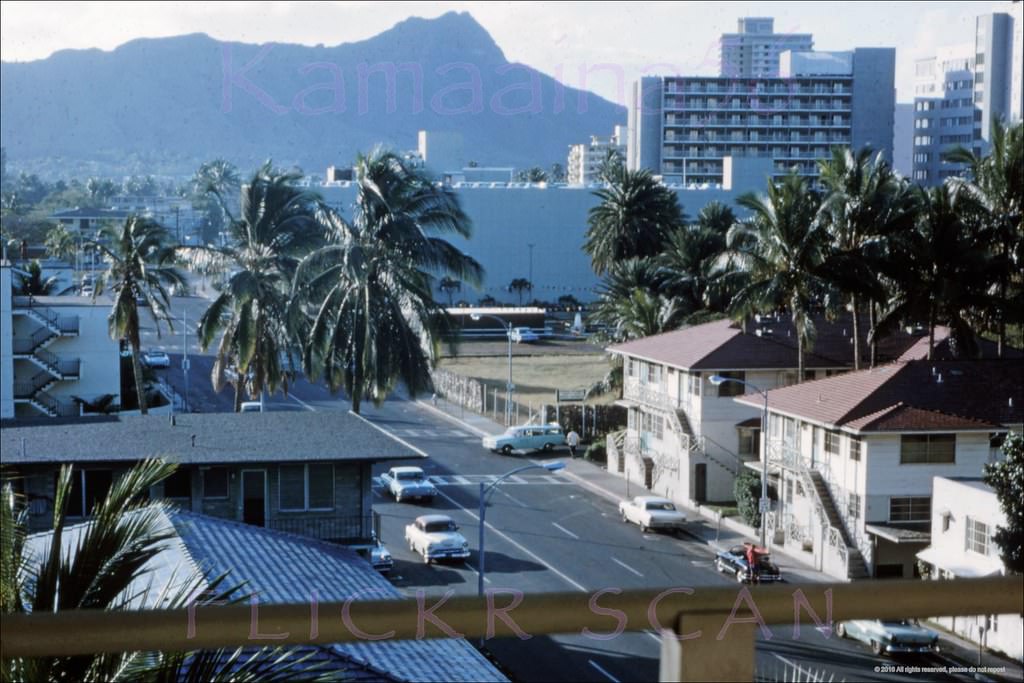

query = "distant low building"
917;477;1023;662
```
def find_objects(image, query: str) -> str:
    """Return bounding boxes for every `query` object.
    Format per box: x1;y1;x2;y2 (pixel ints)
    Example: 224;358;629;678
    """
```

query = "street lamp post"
471;313;513;426
708;374;770;548
478;461;565;597
527;243;535;289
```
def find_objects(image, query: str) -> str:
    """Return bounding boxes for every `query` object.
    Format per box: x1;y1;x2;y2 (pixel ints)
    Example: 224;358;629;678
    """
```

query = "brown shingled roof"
737;359;1024;433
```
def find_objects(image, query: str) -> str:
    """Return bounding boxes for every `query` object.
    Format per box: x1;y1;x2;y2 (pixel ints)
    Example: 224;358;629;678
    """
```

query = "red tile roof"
607;313;953;371
736;359;1024;433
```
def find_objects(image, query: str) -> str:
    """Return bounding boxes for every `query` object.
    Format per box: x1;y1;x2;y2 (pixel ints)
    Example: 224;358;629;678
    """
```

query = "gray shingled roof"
0;412;418;465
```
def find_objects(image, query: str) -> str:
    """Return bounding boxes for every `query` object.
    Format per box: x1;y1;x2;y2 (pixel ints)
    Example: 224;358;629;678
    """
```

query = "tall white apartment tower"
719;17;813;78
912;12;1019;186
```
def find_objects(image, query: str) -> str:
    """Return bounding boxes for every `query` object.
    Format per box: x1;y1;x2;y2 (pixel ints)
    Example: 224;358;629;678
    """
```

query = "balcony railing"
2;577;1018;682
266;513;380;544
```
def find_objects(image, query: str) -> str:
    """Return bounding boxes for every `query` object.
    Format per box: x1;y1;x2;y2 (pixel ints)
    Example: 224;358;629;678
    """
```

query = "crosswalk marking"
373;474;572;488
386;427;479;440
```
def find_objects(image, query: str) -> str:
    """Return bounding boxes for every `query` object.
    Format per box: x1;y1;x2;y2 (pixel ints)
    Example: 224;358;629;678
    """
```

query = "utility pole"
527;243;535;290
182;308;190;412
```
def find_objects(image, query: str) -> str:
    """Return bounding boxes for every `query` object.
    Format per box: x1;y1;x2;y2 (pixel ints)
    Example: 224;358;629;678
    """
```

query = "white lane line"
288;393;317;412
552;522;579;539
464;563;491;583
771;654;821;679
587;659;621;683
497;489;529;508
349;412;430;458
611;557;644;578
414;400;492;437
435;488;588;593
453;475;472;485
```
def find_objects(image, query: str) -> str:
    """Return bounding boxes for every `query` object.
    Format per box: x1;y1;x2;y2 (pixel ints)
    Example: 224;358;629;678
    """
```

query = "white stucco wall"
0;266;14;419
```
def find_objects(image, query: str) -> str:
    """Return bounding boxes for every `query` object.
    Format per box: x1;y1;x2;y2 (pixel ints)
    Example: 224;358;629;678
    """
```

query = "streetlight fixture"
478;461;565;596
708;374;770;548
470;312;513;426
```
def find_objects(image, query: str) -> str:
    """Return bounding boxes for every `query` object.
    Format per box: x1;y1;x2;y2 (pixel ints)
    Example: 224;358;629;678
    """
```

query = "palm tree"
719;173;828;378
509;277;532;305
295;148;483;414
816;147;917;368
92;216;184;415
1;460;317;682
44;224;77;263
438;276;461;306
181;162;324;412
945;119;1024;356
584;168;685;275
659;201;736;315
875;184;992;358
15;260;58;296
590;257;666;342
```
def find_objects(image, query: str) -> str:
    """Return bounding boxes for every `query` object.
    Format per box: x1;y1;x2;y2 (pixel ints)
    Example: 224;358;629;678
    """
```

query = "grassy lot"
438;353;617;406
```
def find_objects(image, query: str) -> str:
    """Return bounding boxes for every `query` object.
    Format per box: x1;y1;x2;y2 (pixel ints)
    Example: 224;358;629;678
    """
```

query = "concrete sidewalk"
418;393;831;584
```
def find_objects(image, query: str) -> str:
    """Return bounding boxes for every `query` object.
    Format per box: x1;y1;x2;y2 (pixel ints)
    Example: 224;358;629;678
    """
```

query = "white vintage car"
405;514;471;564
380;466;438;503
618;496;687;534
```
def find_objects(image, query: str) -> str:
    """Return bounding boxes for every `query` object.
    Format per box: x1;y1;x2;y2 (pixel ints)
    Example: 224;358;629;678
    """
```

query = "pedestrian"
567;429;580;458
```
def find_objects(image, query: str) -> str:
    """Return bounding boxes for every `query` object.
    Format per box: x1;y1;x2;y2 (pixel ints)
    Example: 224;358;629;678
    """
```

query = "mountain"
0;12;626;178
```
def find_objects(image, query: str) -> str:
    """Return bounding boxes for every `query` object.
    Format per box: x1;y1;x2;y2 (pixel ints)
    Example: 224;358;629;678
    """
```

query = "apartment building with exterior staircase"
1;263;120;419
605;313;944;510
737;359;1023;581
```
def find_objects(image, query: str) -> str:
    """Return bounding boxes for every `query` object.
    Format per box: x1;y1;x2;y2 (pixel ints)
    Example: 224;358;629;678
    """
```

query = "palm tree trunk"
869;300;878;368
797;329;805;379
233;381;243;412
851;294;861;370
130;339;148;416
927;303;936;361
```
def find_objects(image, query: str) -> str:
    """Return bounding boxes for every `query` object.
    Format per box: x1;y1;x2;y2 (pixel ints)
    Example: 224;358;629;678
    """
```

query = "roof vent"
170;414;176;426
191;434;196;447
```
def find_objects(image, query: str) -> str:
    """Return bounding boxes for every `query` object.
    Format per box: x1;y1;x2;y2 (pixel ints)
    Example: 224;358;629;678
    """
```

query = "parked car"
379;466;438;503
836;619;940;656
618;496;687;534
714;544;783;584
405;514;470;564
142;350;171;368
239;401;262;413
482;424;565;455
510;327;539;343
369;537;394;574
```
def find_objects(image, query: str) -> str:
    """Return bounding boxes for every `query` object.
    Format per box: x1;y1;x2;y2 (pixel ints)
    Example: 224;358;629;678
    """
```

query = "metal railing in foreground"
2;576;1020;682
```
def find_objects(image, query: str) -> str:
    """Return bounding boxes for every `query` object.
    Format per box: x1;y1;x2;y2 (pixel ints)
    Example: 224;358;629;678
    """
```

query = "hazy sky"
2;1;1018;106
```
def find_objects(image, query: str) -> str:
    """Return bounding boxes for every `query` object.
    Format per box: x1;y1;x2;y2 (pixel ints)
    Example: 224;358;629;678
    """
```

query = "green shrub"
734;470;762;528
584;442;607;464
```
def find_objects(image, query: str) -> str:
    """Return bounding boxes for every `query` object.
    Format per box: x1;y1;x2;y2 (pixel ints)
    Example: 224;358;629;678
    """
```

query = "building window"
641;412;665;440
163;469;191;499
849;436;862;462
203;467;229;499
847;493;861;519
715;371;746;397
627;358;637;378
824;430;841;456
889;496;931;522
279;464;334;512
64;469;113;518
689;371;701;397
738;428;760;457
900;434;955;464
965;517;989;556
785;479;794;503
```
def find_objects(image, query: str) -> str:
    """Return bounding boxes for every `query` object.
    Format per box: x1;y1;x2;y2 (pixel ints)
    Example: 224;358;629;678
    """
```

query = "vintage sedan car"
618;496;687;533
836;619;940;656
369;537;394;574
405;514;470;564
380;466;438;503
482;424;565;455
714;545;783;584
142;350;171;368
510;327;539;343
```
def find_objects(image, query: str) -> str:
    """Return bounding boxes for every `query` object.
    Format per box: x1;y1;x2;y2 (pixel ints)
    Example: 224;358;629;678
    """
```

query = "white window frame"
965;516;989;556
889;496;931;523
278;464;335;512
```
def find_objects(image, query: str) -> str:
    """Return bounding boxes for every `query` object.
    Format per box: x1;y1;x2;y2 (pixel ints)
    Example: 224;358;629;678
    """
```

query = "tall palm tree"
15;260;58;296
509;277;532;305
659;200;736;315
1;460;318;682
92;216;184;415
719;173;828;377
583;168;686;275
181;162;324;412
294;148;483;414
945;119;1024;355
44;224;77;263
590;257;667;342
816;147;917;368
875;183;992;358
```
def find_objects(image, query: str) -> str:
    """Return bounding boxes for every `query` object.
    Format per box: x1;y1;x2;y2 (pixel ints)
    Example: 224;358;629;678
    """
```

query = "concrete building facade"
628;48;895;187
567;125;626;185
719;17;814;78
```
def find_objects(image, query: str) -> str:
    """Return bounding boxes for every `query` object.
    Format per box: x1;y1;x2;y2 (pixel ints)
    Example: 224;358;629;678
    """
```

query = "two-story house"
736;360;1023;581
917;477;1022;662
605;313;941;508
2;263;121;419
1;411;418;546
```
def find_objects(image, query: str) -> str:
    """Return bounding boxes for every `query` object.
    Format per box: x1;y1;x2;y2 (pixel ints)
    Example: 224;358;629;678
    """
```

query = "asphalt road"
143;294;972;683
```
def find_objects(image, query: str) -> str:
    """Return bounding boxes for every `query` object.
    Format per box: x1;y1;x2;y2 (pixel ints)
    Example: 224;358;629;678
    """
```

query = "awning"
916;547;1002;578
865;523;931;544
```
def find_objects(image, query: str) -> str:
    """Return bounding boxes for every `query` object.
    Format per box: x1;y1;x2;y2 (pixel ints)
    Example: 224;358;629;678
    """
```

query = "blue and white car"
482;424;565;455
405;515;470;564
380;466;438;503
836;619;940;656
510;327;539;343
